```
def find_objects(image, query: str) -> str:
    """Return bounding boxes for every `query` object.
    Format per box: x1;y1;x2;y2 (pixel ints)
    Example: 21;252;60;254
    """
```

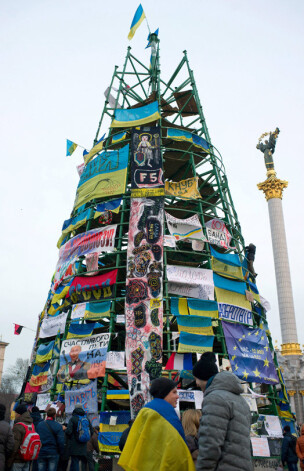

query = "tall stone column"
258;171;301;355
0;341;9;386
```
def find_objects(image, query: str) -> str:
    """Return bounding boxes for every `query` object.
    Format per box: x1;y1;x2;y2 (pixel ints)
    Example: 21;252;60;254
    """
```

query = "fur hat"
149;378;177;399
192;352;218;381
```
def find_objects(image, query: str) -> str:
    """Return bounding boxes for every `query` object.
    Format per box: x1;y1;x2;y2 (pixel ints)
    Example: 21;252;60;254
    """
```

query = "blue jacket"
281;432;298;464
36;418;65;457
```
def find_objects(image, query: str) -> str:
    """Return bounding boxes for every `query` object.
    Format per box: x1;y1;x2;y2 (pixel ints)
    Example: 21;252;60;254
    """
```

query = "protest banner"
167;265;214;300
205;218;235;249
65;381;98;414
36;393;51;411
251;437;270;457
39;312;68;339
165;177;201;199
165;212;207;241
57;333;110;383
218;303;253;325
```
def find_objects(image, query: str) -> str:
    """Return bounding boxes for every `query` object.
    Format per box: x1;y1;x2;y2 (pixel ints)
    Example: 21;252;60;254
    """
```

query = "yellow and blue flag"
66;139;78;156
111;131;127;145
188;299;219;318
176;315;214;335
171;297;189;316
83;134;106;165
128;4;146;40
107;390;130;400
66;322;96;339
29;361;51;386
178;332;214;354
111;101;161;128
99;410;131;453
35;341;54;363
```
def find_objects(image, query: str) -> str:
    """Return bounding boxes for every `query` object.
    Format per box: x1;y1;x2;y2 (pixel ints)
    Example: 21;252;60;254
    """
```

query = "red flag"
14;324;24;335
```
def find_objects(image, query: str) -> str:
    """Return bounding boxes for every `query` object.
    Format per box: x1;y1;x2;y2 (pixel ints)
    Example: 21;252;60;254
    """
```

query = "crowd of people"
0;352;303;470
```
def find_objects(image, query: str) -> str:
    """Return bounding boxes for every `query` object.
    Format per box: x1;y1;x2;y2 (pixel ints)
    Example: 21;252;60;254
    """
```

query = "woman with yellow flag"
118;378;196;471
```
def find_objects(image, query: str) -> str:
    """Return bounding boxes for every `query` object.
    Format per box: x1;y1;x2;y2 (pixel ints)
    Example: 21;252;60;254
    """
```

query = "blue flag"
128;4;146;40
222;321;279;385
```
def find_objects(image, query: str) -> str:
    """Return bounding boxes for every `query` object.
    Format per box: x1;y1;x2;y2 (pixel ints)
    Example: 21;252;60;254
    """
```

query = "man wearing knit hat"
7;403;34;470
193;352;252;471
119;377;195;471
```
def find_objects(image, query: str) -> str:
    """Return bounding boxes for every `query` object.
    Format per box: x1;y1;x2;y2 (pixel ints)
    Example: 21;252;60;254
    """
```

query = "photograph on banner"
165;176;201;200
57;333;110;383
165;212;207;241
53;225;117;290
65;380;98;414
130;126;164;192
73;144;129;210
205;218;235;249
218;303;253;326
167;265;214;300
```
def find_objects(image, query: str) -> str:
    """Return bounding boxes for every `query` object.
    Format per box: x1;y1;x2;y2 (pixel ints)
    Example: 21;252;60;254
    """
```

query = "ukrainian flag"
29;361;50;386
84;301;112;320
83;134;106;165
66;139;78;156
187;299;219;318
57;208;91;248
35;341;54;363
66;322;96;339
107;390;130;400
111;101;161;128
112;131;127;145
176;315;213;335
171;297;189;316
128;4;146;40
210;246;244;280
178;331;214;354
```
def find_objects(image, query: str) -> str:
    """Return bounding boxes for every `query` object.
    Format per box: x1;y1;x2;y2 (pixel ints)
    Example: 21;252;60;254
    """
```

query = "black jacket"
66;408;93;457
281;432;298;464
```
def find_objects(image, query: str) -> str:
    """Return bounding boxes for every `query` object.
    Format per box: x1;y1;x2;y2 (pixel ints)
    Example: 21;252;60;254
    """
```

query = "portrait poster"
57;333;110;383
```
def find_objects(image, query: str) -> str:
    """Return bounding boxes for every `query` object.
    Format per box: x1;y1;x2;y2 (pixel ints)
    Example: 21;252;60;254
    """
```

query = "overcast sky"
1;0;303;373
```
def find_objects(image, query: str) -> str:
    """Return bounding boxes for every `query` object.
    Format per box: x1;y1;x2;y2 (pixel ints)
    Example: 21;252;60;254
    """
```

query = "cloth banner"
66;323;96;339
111;101;161;128
222;321;279;384
106;351;126;370
165;177;201;199
99;410;131;453
125;194;164;415
57;207;91;248
167;128;210;152
71;301;111;320
112;131;127;145
165;353;193;371
210;246;243;280
167;265;214;300
57;333;110;384
176;315;213;335
65;380;98;414
165;212;206;241
206;218;235;249
178;332;214;354
36;393;51;411
218;303;253;325
215;287;251;310
187;299;219;318
85;252;99;274
39;312;68;339
29;361;51;386
35;341;54;363
130;127;164;197
95;198;122;217
73;145;129;210
66;270;117;305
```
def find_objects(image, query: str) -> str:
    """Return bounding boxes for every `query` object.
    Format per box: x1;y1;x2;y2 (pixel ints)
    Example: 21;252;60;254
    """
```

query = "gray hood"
204;371;243;397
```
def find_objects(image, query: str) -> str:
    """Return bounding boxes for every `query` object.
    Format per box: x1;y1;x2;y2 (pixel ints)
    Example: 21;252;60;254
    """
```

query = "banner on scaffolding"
73;145;129;210
65;380;98;414
165;177;201;199
165;212;207;241
130;127;164;197
167;265;214;300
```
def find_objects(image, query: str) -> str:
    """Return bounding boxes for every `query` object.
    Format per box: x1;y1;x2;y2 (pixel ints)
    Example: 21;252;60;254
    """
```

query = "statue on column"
256;127;280;173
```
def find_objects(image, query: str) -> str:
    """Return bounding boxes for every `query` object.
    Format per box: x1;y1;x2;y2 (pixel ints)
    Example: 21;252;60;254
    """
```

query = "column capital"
281;343;302;356
288;390;296;397
299;391;304;396
257;173;288;201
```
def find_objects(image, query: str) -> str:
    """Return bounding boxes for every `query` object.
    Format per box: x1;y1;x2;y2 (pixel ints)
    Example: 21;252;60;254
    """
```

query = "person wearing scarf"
118;377;195;471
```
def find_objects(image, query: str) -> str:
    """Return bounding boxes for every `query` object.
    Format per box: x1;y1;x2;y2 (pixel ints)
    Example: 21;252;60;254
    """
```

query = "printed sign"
206;218;234;249
167;265;214;300
165;212;207;241
165;177;201;199
39;312;68;339
65;381;98;414
57;333;110;383
106;351;126;370
251;437;270;457
218;303;253;325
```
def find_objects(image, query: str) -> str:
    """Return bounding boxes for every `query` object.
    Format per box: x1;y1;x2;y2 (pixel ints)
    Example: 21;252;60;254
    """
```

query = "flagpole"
145;17;151;35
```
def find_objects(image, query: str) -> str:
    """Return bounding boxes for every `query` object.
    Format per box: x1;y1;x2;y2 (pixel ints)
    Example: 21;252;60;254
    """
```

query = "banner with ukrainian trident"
222;321;279;384
130;126;164;197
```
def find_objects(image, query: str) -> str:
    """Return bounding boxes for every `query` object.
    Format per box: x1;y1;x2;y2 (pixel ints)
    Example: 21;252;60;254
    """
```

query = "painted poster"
167;265;214;300
57;333;110;383
165;177;201;199
39;312;68;339
54;225;117;289
65;381;98;414
73;144;129;210
218;303;253;326
125;195;164;415
165;212;207;241
36;393;51;411
130;127;164;197
205;218;235;249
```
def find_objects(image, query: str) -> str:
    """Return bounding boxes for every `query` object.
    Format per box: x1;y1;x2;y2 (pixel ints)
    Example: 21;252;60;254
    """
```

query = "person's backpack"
17;422;41;460
290;435;297;455
76;415;91;443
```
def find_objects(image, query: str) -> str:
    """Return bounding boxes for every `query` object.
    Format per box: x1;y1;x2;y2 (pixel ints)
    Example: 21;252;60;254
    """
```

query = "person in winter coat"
36;407;65;471
193;352;252;471
0;403;14;471
182;409;201;464
86;426;99;471
296;424;304;470
7;403;34;471
281;425;298;471
118;419;134;452
30;407;43;429
66;406;93;471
